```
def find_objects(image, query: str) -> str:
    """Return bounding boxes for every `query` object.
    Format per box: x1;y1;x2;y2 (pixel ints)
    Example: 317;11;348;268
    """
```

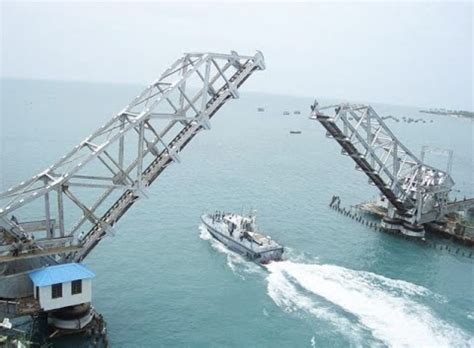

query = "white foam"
266;262;366;346
198;225;212;241
200;225;472;347
199;224;262;278
267;261;472;348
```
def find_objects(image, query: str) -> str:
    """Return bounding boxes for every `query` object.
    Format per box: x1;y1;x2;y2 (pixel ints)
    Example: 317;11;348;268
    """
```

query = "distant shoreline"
420;109;474;119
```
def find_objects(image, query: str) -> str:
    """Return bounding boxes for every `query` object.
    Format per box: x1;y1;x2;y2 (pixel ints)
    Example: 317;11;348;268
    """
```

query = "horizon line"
1;75;470;112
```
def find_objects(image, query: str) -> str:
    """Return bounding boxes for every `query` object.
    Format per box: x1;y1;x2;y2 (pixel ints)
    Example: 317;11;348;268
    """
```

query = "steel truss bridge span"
0;51;265;299
310;101;473;236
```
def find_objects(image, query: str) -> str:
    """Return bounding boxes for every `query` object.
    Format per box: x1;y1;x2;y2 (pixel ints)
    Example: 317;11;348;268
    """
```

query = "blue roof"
29;263;95;287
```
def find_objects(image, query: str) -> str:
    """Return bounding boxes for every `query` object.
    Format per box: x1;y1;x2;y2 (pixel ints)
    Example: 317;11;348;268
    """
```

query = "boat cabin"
29;263;95;311
223;215;254;233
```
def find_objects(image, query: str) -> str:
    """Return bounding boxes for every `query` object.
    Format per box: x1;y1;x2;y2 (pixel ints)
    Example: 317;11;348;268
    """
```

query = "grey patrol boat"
201;211;284;264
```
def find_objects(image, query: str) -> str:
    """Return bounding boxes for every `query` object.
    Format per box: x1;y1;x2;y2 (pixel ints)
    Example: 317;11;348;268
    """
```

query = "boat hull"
202;218;283;264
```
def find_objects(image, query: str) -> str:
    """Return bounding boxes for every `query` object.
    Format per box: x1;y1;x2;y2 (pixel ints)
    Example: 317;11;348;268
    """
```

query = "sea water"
1;78;473;347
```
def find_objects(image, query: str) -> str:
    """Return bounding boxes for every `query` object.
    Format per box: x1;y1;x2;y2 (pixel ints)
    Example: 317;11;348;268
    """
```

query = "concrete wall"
34;279;92;311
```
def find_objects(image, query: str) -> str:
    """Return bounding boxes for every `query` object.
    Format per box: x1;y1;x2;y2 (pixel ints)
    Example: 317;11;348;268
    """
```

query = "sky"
1;1;472;109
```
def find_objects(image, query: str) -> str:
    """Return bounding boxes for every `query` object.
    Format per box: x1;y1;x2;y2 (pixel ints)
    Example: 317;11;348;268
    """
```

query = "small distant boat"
257;107;265;112
201;212;284;264
289;130;302;134
283;111;290;115
293;110;301;115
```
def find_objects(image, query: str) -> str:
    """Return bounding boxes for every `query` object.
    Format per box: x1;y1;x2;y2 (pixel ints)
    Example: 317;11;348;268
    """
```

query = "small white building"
29;263;95;311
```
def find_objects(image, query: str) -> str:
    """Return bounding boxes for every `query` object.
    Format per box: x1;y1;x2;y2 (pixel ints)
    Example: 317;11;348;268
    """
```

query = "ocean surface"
1;78;473;347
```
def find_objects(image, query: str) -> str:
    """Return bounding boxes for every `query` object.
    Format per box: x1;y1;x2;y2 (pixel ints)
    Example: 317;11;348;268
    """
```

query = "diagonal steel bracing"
310;100;459;224
0;51;265;268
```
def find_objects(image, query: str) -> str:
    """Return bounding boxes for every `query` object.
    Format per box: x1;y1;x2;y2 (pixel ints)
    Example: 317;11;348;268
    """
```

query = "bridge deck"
446;198;474;212
419;198;474;224
75;60;257;262
0;245;81;263
317;114;406;212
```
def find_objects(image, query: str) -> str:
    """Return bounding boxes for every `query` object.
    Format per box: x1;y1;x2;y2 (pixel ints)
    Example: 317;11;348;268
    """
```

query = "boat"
201;212;284;264
289;130;302;134
257;107;265;112
283;111;290;115
293;110;301;115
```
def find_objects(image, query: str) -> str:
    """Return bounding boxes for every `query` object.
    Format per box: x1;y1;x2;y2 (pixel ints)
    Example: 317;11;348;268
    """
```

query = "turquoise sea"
1;78;473;347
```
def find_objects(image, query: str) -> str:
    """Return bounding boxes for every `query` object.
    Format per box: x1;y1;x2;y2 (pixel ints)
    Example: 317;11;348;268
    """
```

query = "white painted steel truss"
311;101;455;223
0;51;265;265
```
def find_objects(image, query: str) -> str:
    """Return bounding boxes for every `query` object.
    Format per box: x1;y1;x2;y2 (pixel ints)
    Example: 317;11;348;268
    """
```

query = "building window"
71;279;82;295
51;283;62;299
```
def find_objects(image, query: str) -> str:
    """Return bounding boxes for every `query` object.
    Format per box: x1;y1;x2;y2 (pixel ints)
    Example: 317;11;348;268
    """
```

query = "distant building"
29;263;95;311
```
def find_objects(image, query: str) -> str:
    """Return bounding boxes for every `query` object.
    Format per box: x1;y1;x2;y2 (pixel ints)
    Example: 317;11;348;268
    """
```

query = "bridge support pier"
49;302;95;330
381;215;425;238
401;222;425;238
311;101;470;241
381;216;403;234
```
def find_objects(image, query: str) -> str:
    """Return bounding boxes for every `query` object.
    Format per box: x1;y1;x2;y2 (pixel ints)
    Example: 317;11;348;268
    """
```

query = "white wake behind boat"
201;211;284;264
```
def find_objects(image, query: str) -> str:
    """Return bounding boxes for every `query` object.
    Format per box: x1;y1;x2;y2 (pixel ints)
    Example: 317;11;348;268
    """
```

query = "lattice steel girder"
0;51;265;264
311;100;455;222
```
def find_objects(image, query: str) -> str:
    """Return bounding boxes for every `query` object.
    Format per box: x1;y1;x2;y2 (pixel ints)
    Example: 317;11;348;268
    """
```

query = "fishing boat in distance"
289;130;302;134
201;211;284;264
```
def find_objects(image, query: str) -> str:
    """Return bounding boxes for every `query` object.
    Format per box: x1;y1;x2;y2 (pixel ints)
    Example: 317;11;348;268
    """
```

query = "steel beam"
0;51;265;271
311;100;457;224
